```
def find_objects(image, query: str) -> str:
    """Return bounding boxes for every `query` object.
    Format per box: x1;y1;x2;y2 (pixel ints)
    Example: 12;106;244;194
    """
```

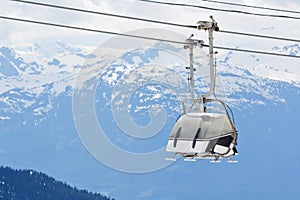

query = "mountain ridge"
1;42;299;122
0;166;113;200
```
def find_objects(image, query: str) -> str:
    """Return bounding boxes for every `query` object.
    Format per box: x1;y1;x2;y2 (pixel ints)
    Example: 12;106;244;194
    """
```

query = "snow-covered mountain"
0;42;94;124
1;41;299;122
0;40;300;199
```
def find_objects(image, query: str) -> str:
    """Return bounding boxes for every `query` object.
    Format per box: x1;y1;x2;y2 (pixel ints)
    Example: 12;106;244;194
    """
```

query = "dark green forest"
0;166;114;200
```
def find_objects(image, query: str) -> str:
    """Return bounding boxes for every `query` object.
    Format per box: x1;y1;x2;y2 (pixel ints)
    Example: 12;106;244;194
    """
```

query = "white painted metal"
166;112;234;155
197;16;219;98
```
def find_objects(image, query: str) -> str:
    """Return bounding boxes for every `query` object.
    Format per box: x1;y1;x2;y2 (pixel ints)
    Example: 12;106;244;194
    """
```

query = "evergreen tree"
0;166;114;200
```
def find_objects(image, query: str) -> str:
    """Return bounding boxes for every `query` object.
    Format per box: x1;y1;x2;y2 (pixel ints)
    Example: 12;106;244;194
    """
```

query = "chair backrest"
169;112;234;141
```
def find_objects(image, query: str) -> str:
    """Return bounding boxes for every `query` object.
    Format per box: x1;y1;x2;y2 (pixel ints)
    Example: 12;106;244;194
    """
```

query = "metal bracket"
197;16;219;31
184;34;204;49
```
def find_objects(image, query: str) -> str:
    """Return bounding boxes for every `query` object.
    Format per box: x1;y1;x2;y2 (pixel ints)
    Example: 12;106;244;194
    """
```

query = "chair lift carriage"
166;17;238;162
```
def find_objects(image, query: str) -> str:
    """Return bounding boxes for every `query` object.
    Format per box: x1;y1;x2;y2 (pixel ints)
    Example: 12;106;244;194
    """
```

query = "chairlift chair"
166;17;238;161
166;98;238;160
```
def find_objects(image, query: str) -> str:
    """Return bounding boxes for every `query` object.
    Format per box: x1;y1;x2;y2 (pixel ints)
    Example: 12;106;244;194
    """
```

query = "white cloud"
1;0;300;49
